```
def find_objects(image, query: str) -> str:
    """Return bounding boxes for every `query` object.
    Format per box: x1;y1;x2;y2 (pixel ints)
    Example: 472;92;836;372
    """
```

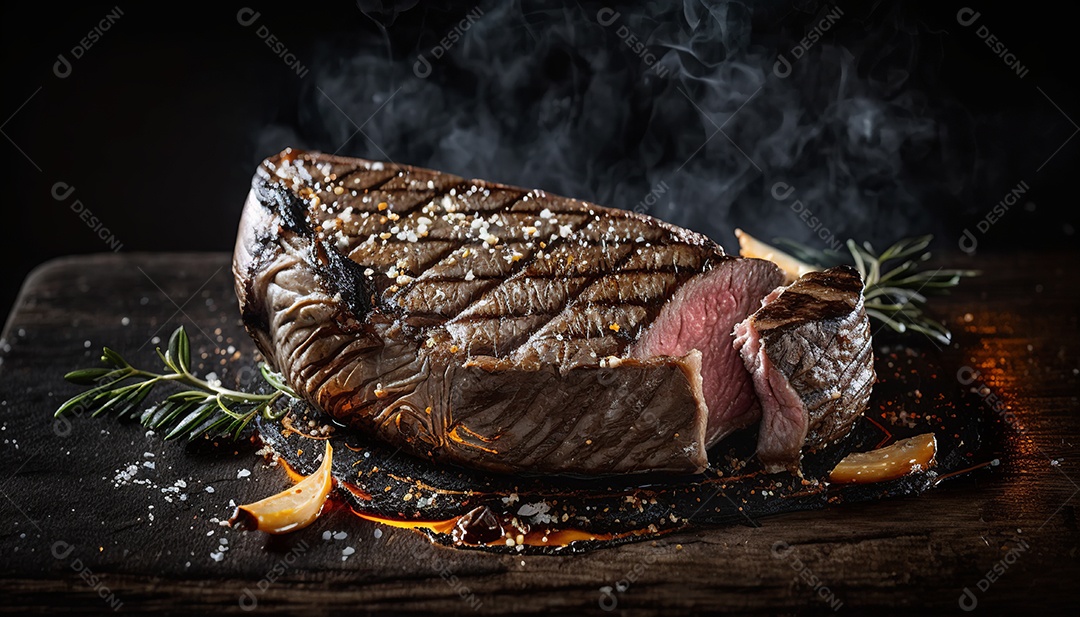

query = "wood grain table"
0;251;1077;615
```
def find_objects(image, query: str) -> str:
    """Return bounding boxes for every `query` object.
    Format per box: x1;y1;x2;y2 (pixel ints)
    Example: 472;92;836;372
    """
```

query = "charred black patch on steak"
253;177;311;234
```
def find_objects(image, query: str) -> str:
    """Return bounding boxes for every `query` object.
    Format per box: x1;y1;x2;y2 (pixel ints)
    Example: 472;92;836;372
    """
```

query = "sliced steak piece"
234;148;783;476
733;266;875;473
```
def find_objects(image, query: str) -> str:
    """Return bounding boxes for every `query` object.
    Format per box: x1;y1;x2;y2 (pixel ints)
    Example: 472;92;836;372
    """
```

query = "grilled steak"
234;149;785;475
734;266;875;473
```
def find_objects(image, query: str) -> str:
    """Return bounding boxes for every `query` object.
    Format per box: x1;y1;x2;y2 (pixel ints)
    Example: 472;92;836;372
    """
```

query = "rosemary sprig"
773;235;979;345
56;326;297;441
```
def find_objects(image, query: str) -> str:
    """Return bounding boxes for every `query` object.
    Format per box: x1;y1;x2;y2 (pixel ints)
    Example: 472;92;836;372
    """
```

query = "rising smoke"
256;0;988;250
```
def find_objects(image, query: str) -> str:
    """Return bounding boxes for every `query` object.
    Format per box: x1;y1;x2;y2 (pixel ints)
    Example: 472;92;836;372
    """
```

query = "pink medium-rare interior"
630;262;776;446
733;316;807;472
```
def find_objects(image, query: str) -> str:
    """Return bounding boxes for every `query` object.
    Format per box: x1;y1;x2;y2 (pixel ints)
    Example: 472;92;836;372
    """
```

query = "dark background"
2;0;1077;327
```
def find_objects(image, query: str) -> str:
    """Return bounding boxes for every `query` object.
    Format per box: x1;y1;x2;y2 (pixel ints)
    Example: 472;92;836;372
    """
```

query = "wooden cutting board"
0;252;1077;614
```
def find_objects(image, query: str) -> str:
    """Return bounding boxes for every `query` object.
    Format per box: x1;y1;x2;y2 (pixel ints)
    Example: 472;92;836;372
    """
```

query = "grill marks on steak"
299;164;742;369
235;149;787;475
734;266;875;472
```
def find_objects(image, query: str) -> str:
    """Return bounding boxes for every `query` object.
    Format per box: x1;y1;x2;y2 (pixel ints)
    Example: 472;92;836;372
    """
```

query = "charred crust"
754;265;864;333
759;293;853;326
799;265;863;293
252;175;379;324
253;177;311;234
311;235;376;321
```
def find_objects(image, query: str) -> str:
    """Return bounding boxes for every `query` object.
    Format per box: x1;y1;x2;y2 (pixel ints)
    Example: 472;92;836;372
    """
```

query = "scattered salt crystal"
517;502;550;518
204;486;215;493
333;531;347;540
237;469;251;479
121;317;130;326
373;529;383;539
